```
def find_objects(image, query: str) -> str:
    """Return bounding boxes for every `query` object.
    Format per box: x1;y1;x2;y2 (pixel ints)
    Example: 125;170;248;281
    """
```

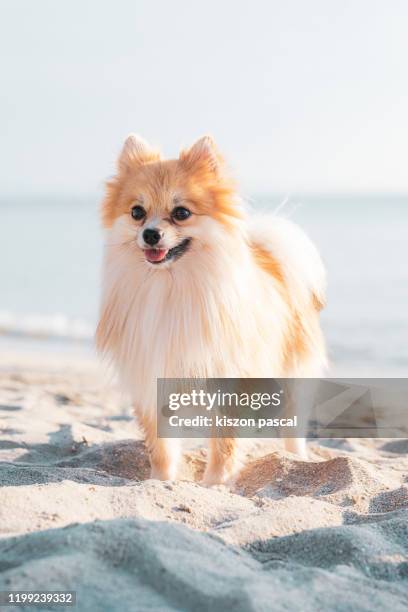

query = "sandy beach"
0;350;407;611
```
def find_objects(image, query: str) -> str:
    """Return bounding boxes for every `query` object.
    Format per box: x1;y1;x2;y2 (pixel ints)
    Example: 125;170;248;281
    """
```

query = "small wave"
0;311;94;343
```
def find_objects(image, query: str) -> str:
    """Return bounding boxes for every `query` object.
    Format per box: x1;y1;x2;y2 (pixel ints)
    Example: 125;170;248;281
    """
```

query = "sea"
1;194;407;377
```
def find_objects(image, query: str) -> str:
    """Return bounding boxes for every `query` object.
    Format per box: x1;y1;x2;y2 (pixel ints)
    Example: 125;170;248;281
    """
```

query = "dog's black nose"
143;228;162;246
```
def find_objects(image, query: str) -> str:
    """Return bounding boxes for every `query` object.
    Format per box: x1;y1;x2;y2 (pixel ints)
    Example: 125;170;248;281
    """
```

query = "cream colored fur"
96;135;327;484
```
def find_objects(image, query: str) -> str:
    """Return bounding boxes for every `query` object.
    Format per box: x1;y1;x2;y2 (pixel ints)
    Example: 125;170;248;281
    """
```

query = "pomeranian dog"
96;134;326;485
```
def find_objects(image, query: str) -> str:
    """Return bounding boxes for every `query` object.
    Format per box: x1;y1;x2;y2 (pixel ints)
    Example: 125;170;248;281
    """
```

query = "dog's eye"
131;205;146;221
172;206;191;221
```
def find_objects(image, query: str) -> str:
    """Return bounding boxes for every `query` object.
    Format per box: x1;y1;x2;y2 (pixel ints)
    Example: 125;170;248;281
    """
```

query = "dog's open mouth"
144;238;191;264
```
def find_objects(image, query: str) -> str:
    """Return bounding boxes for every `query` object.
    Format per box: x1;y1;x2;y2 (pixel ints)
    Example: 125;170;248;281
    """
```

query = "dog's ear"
118;134;160;171
179;135;223;173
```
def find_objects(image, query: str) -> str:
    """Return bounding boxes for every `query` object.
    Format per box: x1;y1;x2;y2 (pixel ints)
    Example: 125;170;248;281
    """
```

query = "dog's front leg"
203;437;240;486
137;411;180;480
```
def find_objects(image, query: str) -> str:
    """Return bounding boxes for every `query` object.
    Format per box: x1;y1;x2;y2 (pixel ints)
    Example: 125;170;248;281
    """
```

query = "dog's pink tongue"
145;248;167;263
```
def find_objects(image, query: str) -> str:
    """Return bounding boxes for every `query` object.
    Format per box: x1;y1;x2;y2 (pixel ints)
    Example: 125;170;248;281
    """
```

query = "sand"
0;351;408;611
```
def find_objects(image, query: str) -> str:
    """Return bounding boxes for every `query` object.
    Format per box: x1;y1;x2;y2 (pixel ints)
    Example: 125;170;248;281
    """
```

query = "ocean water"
1;195;407;376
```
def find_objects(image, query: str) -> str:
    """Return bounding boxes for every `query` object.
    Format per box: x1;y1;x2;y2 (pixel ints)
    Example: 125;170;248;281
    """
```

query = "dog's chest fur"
97;242;288;410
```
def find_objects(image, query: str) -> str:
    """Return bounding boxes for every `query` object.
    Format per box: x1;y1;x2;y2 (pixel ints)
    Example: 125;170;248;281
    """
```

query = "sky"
1;0;408;196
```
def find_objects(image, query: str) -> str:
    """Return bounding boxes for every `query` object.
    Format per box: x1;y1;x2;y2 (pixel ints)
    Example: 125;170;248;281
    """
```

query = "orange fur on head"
101;134;242;230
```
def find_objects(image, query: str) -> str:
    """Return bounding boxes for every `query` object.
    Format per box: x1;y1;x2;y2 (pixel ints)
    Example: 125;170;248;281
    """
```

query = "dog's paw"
150;464;178;481
202;463;242;488
283;438;309;460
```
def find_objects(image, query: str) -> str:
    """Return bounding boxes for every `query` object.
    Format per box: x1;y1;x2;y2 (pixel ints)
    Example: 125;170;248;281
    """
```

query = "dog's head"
101;135;243;266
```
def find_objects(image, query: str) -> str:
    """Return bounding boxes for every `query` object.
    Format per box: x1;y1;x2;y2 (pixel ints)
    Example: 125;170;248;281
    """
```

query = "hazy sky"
1;0;408;196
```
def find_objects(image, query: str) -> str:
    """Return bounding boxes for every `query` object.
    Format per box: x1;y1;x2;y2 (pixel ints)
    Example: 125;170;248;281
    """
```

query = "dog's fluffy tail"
248;214;327;378
248;214;326;314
